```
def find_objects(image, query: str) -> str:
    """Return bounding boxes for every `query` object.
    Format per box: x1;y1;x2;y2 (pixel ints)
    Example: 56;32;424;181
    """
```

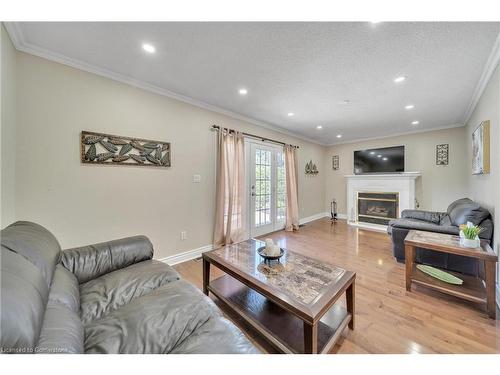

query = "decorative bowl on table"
257;246;285;263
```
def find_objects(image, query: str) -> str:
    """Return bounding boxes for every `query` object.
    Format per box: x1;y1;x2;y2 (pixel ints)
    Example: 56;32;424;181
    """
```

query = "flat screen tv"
354;146;405;174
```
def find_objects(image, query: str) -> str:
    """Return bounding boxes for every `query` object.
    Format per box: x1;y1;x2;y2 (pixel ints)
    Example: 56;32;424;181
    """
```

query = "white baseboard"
160;244;213;266
299;212;329;225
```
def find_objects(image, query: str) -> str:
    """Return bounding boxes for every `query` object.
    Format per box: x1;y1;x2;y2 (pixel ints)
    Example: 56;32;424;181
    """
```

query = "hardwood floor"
174;218;500;353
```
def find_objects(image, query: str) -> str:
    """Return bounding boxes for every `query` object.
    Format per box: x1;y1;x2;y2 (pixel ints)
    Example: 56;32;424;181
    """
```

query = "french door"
247;141;286;237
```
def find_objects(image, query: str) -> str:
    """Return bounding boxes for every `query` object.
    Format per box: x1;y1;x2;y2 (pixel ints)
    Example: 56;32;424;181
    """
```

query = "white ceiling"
7;22;500;145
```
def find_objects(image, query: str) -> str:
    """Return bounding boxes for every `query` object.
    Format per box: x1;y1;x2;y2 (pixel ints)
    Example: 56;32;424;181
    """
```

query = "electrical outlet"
181;231;187;240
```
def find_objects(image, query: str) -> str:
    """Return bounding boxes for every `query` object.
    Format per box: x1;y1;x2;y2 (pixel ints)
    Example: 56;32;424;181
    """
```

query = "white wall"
465;63;499;295
13;50;326;259
324;126;469;215
1;24;16;228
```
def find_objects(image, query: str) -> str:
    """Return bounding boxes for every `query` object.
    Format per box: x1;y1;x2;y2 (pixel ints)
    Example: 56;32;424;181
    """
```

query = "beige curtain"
284;145;299;231
213;128;246;247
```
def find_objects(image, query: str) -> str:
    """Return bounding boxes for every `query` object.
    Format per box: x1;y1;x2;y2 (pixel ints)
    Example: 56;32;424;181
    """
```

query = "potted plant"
459;222;483;248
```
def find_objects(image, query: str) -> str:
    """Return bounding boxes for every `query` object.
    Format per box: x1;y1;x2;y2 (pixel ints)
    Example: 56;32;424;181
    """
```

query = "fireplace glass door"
357;192;398;225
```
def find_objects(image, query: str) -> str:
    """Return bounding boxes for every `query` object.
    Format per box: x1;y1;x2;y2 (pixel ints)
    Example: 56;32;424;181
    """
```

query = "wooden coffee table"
202;239;356;354
404;230;498;318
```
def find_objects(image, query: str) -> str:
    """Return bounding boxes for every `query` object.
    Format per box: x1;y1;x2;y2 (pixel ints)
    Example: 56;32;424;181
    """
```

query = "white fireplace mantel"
345;172;421;230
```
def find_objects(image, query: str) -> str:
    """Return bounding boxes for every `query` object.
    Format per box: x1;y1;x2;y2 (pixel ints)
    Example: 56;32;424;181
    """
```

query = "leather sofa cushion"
1;221;61;287
170;316;259;354
401;209;442;224
84;280;223;353
37;304;84;354
388;219;459;235
447;198;490;226
79;260;179;324
61;236;154;284
1;247;50;351
48;265;80;313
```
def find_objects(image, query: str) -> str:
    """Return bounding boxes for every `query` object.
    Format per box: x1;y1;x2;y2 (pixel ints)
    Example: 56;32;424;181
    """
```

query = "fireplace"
357;192;398;226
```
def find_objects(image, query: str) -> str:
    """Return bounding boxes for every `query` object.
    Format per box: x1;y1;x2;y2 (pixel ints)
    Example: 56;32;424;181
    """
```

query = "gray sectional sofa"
0;221;258;354
387;198;493;275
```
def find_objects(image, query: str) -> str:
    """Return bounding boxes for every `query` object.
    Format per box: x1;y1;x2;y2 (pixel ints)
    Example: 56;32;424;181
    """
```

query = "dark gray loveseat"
387;198;493;275
1;221;258;354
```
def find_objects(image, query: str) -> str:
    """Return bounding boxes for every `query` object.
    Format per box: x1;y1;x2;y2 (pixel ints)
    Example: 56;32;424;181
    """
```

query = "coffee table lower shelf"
410;265;487;304
208;274;351;354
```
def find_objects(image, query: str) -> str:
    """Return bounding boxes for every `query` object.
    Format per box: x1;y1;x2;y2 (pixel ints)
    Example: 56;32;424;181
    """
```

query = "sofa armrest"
61;236;154;284
401;209;444;224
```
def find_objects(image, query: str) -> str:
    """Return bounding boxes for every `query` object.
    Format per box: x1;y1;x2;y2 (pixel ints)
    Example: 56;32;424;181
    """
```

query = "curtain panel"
213;128;246;246
284;145;299;231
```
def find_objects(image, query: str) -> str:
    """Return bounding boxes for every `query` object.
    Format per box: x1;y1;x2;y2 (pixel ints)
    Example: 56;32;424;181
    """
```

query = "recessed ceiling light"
405;104;415;110
370;151;375;155
336;134;342;138
142;43;156;54
377;155;382;158
316;125;323;129
383;157;388;161
238;88;248;95
394;76;406;83
412;120;420;125
287;112;294;117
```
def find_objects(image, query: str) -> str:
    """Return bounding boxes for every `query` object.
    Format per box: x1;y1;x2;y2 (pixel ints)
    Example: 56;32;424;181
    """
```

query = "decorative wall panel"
81;131;171;167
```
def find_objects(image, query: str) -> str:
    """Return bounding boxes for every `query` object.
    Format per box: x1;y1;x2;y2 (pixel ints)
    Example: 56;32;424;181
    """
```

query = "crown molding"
3;22;327;147
325;122;465;147
462;29;500;124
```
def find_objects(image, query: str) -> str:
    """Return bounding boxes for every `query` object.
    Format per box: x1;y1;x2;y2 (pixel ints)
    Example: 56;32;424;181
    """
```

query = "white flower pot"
460;237;480;248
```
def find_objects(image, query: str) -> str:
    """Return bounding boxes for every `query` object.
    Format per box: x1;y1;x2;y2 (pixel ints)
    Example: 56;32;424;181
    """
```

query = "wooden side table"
404;230;498;319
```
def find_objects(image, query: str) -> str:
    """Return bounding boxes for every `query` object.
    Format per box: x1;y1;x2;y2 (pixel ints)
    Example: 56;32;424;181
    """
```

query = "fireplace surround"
345;172;420;231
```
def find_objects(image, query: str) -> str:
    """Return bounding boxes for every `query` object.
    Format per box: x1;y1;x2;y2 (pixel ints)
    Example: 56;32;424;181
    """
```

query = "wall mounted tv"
354;146;405;174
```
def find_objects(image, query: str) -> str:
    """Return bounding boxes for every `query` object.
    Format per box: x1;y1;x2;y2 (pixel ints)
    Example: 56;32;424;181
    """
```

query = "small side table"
404;230;498;319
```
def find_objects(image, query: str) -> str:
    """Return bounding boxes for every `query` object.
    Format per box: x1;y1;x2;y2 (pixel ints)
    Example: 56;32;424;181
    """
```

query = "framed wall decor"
332;155;339;170
472;120;490;175
81;131;171;168
436;144;449;165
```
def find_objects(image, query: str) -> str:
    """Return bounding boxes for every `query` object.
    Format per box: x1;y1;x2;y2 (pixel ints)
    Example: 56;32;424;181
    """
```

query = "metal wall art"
305;160;319;175
332;155;339;170
81;131;171;167
436;144;449;165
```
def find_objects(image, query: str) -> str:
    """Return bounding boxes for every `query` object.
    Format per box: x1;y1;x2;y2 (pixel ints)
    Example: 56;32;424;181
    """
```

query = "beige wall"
13;50;326;259
324;127;469;215
465;63;499;291
1;25;16;228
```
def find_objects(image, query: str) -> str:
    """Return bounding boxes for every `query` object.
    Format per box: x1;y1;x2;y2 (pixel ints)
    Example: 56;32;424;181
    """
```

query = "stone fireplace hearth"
345;172;420;231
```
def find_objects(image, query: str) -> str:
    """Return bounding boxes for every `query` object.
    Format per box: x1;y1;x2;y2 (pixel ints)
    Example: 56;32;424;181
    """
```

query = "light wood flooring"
174;218;500;353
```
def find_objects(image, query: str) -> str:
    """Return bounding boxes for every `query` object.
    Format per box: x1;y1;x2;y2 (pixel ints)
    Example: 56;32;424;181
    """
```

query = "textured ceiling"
9;22;500;145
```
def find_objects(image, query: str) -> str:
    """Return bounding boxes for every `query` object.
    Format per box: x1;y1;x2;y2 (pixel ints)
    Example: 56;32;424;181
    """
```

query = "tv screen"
354;146;405;174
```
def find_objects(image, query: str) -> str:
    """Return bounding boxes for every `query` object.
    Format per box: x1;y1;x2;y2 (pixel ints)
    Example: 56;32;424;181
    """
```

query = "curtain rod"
211;125;299;149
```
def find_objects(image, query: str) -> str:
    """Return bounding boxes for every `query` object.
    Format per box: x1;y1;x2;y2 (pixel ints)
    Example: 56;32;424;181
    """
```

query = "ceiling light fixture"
238;88;248;95
394;76;406;83
287;112;294;117
383;157;388;161
336;134;342;138
316;125;323;129
370;151;375;155
412;121;420;125
405;104;415;110
377;155;382;158
142;43;156;54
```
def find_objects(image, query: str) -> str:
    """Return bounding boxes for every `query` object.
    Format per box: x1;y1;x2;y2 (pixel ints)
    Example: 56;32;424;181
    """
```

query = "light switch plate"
193;174;201;183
